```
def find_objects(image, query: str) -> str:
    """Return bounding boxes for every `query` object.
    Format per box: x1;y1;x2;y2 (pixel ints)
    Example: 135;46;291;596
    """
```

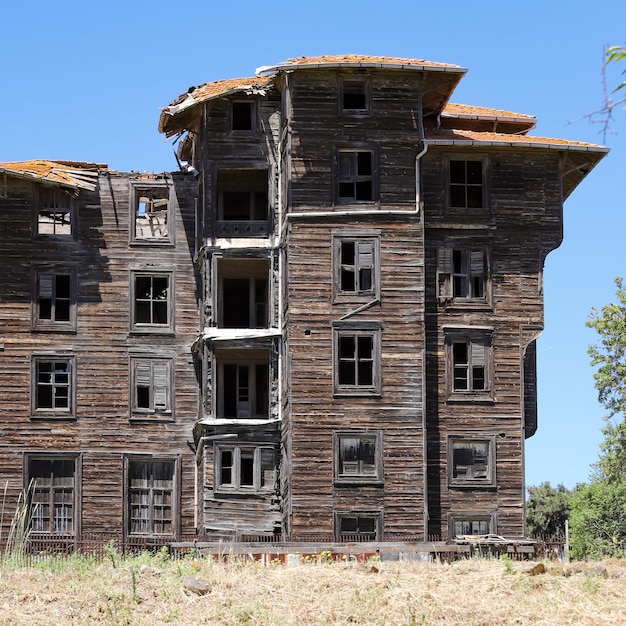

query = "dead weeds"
1;556;626;625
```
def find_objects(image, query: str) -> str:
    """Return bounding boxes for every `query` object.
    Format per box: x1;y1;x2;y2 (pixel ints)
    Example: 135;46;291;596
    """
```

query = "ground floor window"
127;458;176;536
449;513;495;538
27;455;78;534
335;511;382;541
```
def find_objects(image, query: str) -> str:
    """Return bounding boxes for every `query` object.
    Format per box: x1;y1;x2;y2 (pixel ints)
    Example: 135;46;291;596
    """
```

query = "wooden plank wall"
0;172;200;538
422;148;564;539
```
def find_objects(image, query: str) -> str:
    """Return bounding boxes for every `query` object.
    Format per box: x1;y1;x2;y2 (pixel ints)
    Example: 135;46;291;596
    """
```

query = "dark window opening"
134;275;170;326
222;277;268;328
450;160;484;208
342;79;368;112
35;359;71;411
339;334;374;387
337;514;379;540
339;240;374;294
232;102;254;131
216;446;276;491
132;359;171;415
38;273;71;322
452;339;488;392
338;151;373;202
220;358;269;419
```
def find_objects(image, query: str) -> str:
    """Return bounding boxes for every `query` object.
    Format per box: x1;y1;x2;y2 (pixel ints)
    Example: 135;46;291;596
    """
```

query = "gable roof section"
0;160;104;191
159;75;274;137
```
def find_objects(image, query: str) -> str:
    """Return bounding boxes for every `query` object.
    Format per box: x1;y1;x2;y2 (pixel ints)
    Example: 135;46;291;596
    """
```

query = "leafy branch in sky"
577;45;626;142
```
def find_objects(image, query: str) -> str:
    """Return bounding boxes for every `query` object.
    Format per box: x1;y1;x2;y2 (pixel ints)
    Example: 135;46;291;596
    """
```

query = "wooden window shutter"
471;341;486;366
135;362;152;387
357;241;373;267
153;362;169;411
470;251;484;274
39;274;53;298
437;248;453;301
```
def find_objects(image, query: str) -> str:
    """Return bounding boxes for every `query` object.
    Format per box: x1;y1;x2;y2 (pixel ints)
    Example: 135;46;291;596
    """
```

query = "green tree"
573;278;626;558
526;482;571;537
587;277;626;422
569;481;626;559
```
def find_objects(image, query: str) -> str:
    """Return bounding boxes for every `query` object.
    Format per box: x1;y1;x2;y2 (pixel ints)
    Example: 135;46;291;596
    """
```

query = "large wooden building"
0;55;607;546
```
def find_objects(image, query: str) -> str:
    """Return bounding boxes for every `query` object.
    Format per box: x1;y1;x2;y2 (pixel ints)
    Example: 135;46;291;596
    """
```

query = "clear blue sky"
3;0;625;490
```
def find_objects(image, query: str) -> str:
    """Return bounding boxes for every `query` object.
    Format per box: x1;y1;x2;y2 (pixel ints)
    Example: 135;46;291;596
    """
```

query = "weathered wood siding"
422;148;564;539
284;68;426;537
0;172;200;538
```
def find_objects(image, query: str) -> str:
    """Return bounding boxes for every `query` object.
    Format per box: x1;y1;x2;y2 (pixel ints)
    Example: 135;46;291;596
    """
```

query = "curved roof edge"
256;54;467;75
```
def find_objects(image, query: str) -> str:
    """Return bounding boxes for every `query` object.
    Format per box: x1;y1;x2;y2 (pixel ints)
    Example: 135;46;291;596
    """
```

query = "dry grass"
1;554;626;625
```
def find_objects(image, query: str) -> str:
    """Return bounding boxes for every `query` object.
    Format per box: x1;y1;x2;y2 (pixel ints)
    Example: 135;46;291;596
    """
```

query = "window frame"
230;100;257;132
445;330;494;400
130;182;173;245
215;348;270;420
334;510;382;541
130;270;174;334
129;355;174;421
214;444;277;493
35;186;76;238
448;512;497;539
31;355;76;419
333;233;381;301
437;247;490;306
334;430;383;484
336;147;377;205
448;435;496;488
32;267;77;332
332;322;382;397
25;452;80;536
124;455;179;539
447;156;488;210
339;76;371;116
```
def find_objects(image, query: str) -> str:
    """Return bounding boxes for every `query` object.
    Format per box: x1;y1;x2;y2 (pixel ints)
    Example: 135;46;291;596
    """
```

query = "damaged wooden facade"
0;55;607;546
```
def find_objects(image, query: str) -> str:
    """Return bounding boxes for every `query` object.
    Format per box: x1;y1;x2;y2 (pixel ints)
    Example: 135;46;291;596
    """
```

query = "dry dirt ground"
1;555;625;625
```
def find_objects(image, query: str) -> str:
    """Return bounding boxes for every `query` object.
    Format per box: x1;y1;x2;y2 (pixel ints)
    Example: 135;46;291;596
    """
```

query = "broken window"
32;356;74;416
335;512;381;541
338;150;375;202
449;437;495;486
28;456;77;534
449;159;484;208
334;324;381;395
34;270;75;330
231;101;255;131
132;186;170;241
215;445;276;491
37;187;73;236
437;249;487;302
131;272;172;331
217;169;269;237
127;458;176;536
335;431;382;482
131;357;172;418
217;349;269;419
335;237;379;297
341;78;370;114
446;333;493;395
